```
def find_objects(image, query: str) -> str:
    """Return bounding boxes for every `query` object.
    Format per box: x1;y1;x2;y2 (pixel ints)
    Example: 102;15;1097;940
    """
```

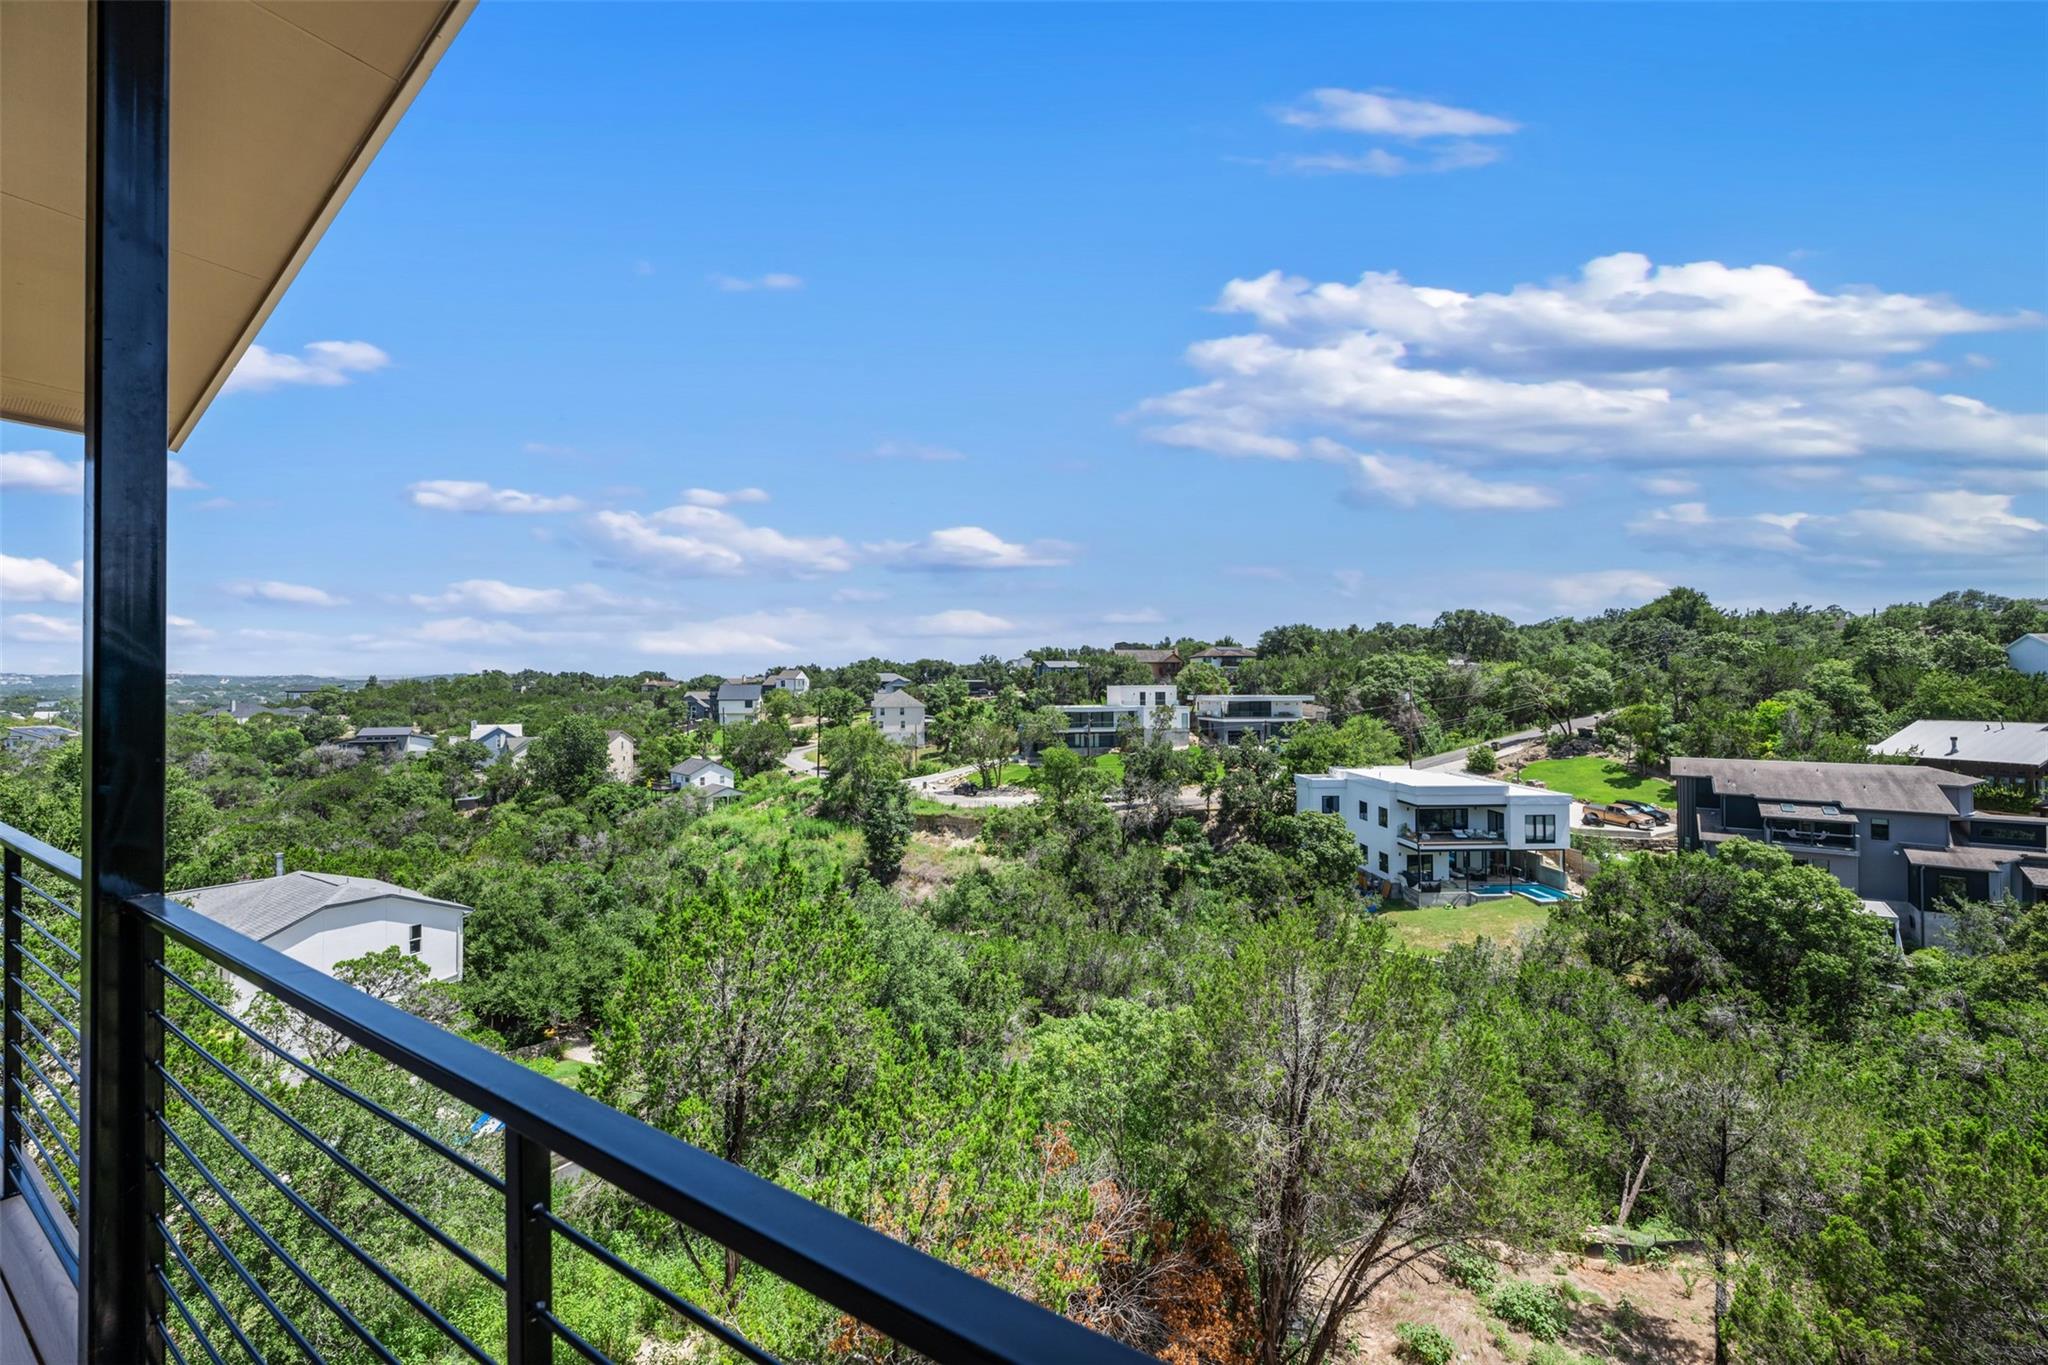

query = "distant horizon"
5;5;2044;677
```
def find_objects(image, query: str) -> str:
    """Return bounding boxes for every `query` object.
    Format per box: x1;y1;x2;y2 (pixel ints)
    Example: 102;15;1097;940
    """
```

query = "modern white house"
1295;766;1573;903
715;680;764;726
1028;685;1190;757
336;727;435;759
175;870;470;1010
872;690;926;746
767;669;810;696
668;755;738;800
605;730;637;783
2007;634;2048;676
1193;694;1316;746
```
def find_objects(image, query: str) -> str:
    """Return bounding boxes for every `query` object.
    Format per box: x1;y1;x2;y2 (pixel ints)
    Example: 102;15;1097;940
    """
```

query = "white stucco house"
2008;634;2048;676
1027;685;1190;757
605;729;637;782
872;690;926;746
175;871;470;1009
1295;765;1573;903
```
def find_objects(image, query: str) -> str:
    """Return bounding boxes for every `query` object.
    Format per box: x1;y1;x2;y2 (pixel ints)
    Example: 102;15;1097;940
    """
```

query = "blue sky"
5;2;2046;676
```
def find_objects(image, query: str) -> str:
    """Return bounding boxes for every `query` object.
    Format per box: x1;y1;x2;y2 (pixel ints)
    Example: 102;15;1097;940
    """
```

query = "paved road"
1412;714;1607;771
906;764;1040;808
780;743;821;778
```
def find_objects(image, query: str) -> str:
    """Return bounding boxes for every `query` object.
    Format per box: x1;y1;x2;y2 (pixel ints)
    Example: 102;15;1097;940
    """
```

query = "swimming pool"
1474;882;1574;903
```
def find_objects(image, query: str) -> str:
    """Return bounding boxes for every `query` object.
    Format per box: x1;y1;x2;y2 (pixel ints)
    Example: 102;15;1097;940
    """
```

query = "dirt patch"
1337;1249;1715;1364
893;830;989;904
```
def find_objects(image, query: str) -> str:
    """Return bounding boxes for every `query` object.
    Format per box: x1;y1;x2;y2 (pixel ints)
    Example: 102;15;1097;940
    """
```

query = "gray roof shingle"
174;871;469;942
1671;756;1978;817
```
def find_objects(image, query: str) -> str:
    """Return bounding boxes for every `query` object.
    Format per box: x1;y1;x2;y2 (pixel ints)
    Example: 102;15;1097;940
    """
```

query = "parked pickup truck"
1614;800;1671;825
1581;802;1655;830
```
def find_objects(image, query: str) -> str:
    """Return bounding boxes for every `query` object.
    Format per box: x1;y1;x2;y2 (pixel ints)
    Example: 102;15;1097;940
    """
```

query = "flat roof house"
1671;757;2048;948
872;690;927;747
176;870;470;1010
1871;720;2048;801
1193;694;1315;746
1028;684;1190;758
1295;766;1572;904
336;726;435;759
1192;646;1256;671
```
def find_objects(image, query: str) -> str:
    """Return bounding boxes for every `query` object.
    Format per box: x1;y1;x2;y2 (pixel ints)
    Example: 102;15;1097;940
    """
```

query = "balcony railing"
1;820;1148;1364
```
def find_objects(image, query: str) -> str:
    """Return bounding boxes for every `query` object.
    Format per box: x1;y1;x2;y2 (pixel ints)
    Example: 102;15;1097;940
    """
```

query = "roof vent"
1949;736;1960;755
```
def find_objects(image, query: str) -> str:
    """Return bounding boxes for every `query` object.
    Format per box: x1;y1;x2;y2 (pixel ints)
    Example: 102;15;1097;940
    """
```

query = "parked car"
1581;802;1654;830
1614;800;1670;825
953;782;981;796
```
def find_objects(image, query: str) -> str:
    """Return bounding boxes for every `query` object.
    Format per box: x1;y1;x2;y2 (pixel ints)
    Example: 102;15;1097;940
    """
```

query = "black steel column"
80;0;170;1360
504;1133;554;1362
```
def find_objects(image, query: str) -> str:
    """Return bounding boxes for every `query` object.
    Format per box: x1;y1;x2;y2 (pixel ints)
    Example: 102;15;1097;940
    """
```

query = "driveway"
905;764;1040;808
1413;714;1607;771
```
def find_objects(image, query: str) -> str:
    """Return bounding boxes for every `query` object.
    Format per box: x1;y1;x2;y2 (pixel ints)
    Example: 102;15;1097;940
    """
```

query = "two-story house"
1114;647;1183;682
680;690;715;728
605;730;637;782
766;669;810;696
1192;645;1256;673
875;672;912;695
1671;757;2048;948
1192;694;1315;746
468;722;525;761
668;755;739;801
872;690;926;747
715;680;764;727
1295;766;1574;902
1027;684;1191;758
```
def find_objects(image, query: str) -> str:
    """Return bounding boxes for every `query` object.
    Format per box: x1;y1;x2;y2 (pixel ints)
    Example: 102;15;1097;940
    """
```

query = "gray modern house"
1672;757;2048;948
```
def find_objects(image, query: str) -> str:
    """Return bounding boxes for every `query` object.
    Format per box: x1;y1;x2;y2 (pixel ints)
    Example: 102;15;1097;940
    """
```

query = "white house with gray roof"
2007;633;2048;676
715;681;765;726
767;669;810;696
872;690;926;746
668;755;738;800
175;871;470;1009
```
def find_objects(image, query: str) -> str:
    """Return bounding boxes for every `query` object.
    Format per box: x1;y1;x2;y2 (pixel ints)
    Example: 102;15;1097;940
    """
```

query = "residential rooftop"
1871;719;2048;769
175;870;470;942
1670;756;1979;817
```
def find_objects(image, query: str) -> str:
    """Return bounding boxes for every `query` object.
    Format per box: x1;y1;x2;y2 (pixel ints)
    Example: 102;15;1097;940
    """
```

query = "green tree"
1464;743;1498;775
858;779;913;884
527;716;609;800
1175;658;1231;699
720;716;791;778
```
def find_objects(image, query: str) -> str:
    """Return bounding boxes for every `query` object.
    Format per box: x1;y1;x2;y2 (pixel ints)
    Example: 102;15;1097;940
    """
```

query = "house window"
408;924;423;955
1525;814;1557;843
1377;806;1388;827
1378;852;1389;873
1358;799;1369;818
1322;795;1340;815
1870;819;1890;842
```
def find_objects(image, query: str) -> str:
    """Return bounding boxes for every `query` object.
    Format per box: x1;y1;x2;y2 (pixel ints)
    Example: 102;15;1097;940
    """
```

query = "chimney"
274;851;286;878
1948;736;1960;756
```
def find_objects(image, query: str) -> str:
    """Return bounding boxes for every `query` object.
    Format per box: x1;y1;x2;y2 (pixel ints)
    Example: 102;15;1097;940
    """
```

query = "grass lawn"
1518;756;1675;807
1378;898;1552;954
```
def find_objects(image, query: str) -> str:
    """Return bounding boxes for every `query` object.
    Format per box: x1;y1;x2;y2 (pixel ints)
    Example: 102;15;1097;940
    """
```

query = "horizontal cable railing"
0;822;1151;1364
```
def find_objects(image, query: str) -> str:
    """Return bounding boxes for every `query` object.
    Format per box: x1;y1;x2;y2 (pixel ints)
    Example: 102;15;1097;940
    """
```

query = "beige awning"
0;0;471;449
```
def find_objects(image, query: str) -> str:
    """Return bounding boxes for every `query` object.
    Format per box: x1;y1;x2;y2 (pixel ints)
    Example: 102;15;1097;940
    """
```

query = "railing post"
505;1132;553;1362
80;0;171;1359
2;849;19;1200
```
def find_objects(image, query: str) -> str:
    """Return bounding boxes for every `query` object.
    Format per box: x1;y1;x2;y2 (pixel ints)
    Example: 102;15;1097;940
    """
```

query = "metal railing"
1;821;1150;1364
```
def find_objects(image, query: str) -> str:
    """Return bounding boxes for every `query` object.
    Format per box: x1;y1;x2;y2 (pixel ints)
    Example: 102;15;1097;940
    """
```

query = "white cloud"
874;526;1074;572
1636;475;1700;497
225;340;389;393
590;504;854;577
2;450;198;494
1332;442;1556;509
1278;88;1520;139
409;480;583;515
223;580;349;608
1958;465;2048;493
1141;254;2046;481
910;609;1018;637
681;487;771;508
1546;569;1673;614
862;441;967;463
708;272;804;292
407;579;649;615
1;555;82;604
3;613;81;644
1629;491;2046;563
168;615;216;642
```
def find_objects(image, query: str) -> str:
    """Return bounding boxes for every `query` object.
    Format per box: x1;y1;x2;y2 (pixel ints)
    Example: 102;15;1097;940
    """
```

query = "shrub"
1442;1243;1498;1295
1490;1279;1571;1342
1465;744;1498;775
1529;1345;1590;1365
1395;1322;1457;1365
